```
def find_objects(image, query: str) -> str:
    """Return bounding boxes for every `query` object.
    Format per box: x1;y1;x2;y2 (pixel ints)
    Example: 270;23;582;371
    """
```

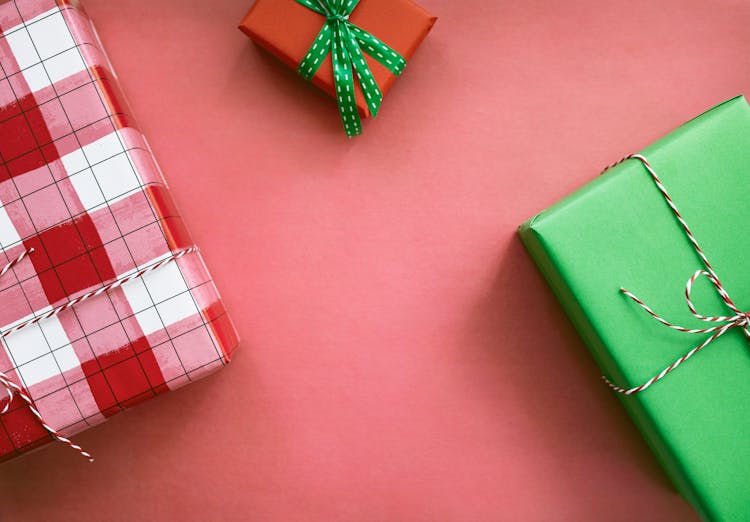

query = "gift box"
239;0;436;136
518;96;750;521
0;0;238;462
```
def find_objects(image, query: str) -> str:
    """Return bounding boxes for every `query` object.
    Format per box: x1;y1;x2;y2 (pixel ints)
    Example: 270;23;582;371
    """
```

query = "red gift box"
240;0;436;120
0;0;238;462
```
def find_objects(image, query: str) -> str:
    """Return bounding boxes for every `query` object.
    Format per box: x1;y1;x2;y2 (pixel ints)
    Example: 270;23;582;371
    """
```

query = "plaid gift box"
0;0;239;462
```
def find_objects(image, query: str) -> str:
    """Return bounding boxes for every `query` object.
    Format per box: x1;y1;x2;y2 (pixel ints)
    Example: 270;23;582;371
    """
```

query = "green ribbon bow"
294;0;407;137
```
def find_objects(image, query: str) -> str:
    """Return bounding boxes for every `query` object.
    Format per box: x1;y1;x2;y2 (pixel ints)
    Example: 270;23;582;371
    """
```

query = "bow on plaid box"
0;0;238;461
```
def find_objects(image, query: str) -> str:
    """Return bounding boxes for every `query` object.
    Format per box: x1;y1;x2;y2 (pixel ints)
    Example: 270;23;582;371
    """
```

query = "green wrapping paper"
519;96;750;522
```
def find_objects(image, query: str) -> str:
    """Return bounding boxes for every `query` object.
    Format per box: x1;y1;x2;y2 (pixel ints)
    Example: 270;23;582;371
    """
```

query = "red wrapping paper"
0;0;238;461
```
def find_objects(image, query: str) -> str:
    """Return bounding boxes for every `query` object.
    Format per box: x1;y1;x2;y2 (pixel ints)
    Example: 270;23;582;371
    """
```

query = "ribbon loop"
294;0;407;137
601;155;750;395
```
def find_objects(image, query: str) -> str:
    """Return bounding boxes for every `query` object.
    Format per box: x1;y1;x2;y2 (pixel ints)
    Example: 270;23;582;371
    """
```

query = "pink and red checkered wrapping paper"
0;0;239;462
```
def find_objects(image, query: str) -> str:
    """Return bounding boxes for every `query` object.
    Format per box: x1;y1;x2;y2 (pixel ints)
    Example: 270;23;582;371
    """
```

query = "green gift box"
519;96;750;522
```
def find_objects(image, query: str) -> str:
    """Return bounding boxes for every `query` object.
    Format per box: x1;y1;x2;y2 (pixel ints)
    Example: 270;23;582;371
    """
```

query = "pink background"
1;0;748;520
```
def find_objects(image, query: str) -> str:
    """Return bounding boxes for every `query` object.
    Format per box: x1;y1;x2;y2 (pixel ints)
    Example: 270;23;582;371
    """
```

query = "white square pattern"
0;203;21;249
44;48;86;85
3;322;49;366
69;169;106;211
62;132;142;210
122;262;199;336
143;262;189;303
3;9;86;93
53;344;80;373
121;278;153;315
15;344;79;389
60;147;88;175
5;27;39;70
156;293;198;328
26;11;75;60
85;133;142;201
17;354;58;387
38;314;69;351
82;132;123;164
20;62;50;92
2;315;78;387
133;308;164;336
92;153;140;201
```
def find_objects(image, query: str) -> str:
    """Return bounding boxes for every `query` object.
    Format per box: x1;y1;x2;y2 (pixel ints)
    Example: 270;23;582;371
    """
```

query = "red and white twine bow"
601;154;749;395
0;246;197;461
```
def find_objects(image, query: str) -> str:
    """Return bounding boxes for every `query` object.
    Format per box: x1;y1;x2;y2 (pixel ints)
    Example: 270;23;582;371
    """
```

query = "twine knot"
600;154;750;395
737;312;750;339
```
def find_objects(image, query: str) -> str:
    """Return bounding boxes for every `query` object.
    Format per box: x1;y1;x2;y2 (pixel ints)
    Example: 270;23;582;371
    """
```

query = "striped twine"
600;154;749;395
0;246;197;461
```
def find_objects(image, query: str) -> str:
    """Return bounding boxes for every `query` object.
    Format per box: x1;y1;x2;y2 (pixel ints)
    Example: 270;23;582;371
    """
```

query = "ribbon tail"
349;24;407;76
331;27;361;137
340;24;382;118
297;22;334;80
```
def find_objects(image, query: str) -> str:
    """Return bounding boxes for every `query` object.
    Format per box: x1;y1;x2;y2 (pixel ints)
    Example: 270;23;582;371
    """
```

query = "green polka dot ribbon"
295;0;407;137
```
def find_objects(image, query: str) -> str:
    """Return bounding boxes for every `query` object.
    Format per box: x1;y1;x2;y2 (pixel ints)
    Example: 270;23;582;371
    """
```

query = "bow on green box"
518;96;750;521
294;0;407;137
